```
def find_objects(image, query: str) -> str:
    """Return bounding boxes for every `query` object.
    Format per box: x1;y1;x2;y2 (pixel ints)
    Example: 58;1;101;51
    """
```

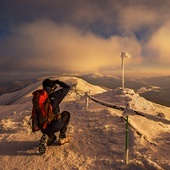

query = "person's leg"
39;119;63;154
59;111;70;138
42;119;63;135
58;111;71;145
47;133;57;146
39;133;57;154
39;112;70;151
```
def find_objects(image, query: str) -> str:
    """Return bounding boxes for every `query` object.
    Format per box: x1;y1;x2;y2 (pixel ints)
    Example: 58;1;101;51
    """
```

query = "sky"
0;0;170;78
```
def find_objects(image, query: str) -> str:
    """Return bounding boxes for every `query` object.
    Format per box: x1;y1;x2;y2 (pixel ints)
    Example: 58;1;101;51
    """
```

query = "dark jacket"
44;80;70;114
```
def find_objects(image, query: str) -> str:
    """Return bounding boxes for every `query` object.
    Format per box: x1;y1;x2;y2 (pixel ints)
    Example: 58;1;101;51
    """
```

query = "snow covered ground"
0;76;169;170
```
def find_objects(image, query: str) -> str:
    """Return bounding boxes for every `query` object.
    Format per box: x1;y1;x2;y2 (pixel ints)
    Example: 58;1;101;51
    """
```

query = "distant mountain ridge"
0;79;38;95
0;73;170;107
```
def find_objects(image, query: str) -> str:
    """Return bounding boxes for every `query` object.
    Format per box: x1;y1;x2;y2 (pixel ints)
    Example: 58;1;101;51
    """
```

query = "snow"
137;86;162;94
0;76;169;170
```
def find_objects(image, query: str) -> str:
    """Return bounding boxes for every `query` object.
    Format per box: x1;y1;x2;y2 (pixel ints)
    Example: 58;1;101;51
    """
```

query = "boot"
58;136;71;145
39;134;48;155
47;134;57;146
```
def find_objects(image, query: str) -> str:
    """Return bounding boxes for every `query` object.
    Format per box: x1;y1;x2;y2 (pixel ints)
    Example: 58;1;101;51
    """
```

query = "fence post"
85;92;89;112
125;115;129;164
75;86;79;100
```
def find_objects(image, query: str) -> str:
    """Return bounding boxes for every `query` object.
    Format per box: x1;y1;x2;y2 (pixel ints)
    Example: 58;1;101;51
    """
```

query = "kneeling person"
39;78;71;155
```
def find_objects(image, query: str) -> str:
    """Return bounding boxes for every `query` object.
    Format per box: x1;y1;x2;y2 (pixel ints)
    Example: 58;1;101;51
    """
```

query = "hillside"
0;76;169;170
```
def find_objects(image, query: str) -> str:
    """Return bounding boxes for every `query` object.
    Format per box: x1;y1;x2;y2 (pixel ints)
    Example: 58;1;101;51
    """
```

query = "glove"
53;80;60;84
53;79;70;88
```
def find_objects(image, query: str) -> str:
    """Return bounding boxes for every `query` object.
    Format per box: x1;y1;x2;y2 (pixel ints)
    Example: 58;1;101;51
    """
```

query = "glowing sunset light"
0;0;169;77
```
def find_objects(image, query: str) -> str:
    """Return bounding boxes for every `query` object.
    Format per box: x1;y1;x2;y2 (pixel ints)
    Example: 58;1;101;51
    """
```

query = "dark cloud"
1;0;168;36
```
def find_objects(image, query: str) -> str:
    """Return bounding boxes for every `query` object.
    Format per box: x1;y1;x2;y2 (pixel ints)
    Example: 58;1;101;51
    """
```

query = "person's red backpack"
31;89;56;132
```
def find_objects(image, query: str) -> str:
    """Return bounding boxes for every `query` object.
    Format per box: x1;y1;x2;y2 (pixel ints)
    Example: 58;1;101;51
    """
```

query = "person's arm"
52;80;70;105
53;80;70;89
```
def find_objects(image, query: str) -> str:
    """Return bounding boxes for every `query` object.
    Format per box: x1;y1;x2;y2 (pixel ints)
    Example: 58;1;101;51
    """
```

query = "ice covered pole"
121;55;125;89
121;52;131;90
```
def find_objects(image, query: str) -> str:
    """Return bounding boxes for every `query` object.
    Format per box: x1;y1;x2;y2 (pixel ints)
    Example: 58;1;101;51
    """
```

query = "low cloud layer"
0;19;142;73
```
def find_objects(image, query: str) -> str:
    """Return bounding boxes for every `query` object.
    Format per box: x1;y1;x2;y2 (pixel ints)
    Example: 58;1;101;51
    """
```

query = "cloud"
1;0;170;75
118;5;159;32
145;22;170;64
0;19;142;73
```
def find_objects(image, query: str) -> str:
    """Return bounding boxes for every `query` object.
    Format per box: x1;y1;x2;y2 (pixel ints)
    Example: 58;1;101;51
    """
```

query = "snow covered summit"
0;76;169;170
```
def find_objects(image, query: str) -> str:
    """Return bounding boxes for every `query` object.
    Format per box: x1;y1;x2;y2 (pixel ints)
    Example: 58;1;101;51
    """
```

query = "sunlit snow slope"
0;76;169;170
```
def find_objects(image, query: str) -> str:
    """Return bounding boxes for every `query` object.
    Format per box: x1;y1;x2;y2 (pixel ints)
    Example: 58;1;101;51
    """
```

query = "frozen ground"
0;76;169;170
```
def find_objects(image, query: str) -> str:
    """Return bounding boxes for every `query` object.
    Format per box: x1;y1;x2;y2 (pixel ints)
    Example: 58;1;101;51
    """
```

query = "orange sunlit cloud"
146;22;170;64
1;19;142;73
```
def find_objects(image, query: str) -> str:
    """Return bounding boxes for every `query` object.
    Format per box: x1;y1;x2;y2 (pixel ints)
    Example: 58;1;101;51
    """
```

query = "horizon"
0;71;170;83
0;70;170;80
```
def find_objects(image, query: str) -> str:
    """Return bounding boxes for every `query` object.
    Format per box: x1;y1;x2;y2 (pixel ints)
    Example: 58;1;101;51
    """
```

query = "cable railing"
84;91;157;146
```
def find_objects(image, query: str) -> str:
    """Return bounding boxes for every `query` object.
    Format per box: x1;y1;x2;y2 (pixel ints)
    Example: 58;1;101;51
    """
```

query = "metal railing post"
125;115;129;165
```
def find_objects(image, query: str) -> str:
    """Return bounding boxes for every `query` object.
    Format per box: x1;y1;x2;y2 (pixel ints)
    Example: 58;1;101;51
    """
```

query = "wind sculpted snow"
0;76;169;170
